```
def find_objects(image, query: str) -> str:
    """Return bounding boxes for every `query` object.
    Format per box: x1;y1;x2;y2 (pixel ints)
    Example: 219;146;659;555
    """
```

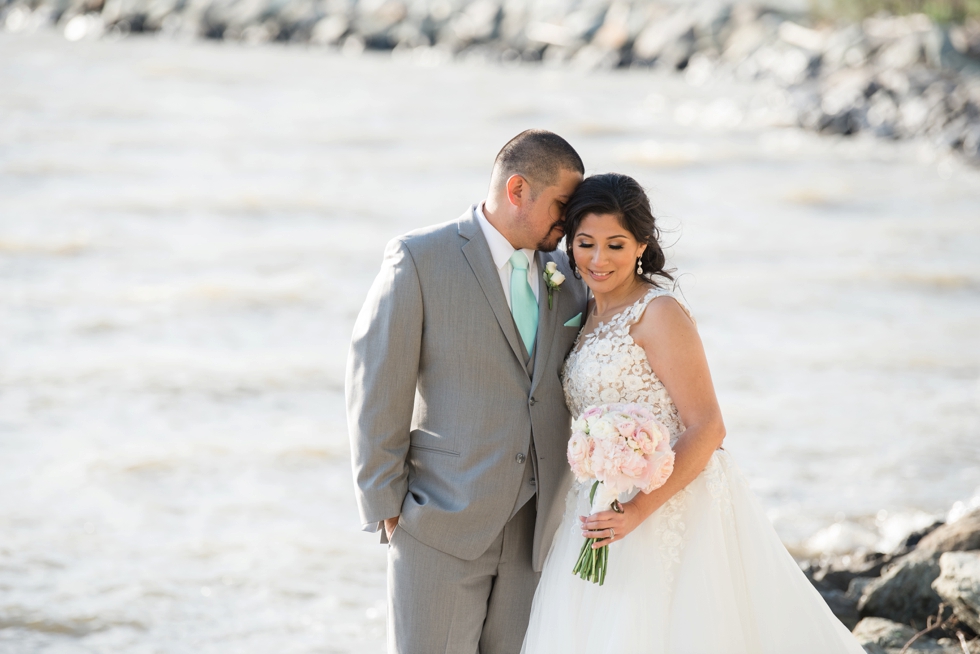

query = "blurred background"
1;0;979;650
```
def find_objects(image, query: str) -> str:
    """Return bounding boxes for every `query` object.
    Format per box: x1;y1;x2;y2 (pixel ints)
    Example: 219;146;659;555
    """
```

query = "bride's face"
571;213;647;294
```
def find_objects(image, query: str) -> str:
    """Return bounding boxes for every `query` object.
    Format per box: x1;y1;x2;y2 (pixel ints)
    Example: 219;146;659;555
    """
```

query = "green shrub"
810;0;980;23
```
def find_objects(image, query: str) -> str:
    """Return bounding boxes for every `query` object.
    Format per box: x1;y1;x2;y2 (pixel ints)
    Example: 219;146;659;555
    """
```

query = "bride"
521;173;866;653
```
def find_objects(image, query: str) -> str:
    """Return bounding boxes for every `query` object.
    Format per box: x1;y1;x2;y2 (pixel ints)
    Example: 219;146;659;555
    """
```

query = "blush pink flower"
566;403;675;500
641;449;675;494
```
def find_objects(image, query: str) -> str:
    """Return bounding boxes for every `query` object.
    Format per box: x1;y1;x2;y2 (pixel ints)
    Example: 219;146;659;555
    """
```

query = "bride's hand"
579;501;644;548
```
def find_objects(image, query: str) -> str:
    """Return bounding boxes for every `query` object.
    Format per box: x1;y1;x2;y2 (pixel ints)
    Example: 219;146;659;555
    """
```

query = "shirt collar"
475;203;536;271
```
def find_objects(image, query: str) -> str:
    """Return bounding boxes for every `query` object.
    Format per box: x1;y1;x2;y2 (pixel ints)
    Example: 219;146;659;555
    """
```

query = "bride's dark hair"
563;173;674;288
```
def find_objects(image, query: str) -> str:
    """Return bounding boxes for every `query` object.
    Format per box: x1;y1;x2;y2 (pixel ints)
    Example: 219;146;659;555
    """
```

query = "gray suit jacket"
346;206;588;570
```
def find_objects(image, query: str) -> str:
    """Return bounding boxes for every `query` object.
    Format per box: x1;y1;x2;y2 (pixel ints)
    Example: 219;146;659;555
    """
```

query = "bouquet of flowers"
566;403;675;585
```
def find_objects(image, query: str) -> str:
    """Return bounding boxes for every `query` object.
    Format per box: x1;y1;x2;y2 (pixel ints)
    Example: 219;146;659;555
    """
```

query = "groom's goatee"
537;224;565;252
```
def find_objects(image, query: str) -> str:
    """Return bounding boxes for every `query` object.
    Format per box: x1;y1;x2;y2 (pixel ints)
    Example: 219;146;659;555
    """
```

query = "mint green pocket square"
564;313;583;328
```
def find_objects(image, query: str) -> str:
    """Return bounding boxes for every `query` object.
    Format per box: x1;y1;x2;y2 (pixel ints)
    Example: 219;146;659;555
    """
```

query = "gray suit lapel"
458;210;528;374
529;251;561;396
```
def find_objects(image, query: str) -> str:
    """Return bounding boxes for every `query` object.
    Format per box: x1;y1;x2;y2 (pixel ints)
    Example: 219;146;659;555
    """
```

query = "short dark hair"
564;173;675;287
492;130;584;192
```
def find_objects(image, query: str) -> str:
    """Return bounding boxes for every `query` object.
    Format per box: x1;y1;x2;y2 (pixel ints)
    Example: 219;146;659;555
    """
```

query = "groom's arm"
346;237;423;531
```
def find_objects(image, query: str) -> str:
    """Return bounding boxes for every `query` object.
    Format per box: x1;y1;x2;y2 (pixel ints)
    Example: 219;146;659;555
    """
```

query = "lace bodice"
561;287;693;444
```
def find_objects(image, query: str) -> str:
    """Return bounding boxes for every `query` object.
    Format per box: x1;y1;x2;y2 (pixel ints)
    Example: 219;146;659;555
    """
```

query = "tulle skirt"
522;451;866;654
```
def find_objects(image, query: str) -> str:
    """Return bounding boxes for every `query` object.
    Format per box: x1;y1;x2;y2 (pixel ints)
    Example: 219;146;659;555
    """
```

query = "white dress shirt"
475;204;540;306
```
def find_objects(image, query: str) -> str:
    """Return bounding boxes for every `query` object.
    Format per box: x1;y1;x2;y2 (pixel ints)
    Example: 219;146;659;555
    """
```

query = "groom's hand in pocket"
384;516;399;540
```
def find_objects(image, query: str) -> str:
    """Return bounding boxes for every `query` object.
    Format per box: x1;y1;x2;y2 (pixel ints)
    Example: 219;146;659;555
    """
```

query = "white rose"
589;419;616;441
550;271;565;285
571;418;588;434
545;261;558;274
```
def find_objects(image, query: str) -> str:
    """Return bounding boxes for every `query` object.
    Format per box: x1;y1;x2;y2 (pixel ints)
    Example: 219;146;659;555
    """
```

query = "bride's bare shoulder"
632;292;698;349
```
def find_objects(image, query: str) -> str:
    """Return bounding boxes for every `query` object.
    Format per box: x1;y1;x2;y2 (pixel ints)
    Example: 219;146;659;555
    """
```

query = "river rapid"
1;30;979;653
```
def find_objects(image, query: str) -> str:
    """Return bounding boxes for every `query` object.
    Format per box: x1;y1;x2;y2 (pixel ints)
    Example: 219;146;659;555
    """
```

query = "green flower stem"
570;481;611;585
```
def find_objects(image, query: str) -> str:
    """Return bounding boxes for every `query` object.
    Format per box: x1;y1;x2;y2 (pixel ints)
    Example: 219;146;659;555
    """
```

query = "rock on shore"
2;0;979;163
860;509;980;628
805;508;980;653
934;552;980;635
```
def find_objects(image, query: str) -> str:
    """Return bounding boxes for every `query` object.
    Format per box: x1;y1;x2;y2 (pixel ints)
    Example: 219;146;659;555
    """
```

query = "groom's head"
485;130;584;252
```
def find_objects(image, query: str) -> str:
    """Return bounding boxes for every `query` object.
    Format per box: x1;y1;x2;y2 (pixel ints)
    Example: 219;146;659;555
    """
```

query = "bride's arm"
580;295;726;546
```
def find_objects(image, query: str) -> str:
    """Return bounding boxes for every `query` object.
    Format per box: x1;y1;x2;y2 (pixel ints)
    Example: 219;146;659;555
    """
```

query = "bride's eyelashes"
574;242;625;250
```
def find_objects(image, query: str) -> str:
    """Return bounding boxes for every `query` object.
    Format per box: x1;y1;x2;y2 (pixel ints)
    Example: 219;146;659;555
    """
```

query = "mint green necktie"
509;250;538;355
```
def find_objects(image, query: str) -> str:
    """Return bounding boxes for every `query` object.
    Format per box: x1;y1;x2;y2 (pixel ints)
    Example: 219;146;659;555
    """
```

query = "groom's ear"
506;174;529;208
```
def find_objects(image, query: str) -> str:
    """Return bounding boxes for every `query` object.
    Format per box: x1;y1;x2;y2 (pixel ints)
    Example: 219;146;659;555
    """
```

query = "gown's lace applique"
703;456;734;518
654;485;692;587
561;287;692;443
561;286;696;586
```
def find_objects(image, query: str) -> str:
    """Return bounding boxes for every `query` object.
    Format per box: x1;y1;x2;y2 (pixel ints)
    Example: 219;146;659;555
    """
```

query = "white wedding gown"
521;287;866;654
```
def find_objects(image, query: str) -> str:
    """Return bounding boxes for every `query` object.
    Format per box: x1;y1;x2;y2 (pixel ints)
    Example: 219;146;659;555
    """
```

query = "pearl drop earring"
636;258;643;275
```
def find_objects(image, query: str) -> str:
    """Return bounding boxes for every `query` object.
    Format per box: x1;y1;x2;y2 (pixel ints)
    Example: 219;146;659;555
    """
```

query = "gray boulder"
932;551;980;634
911;509;980;567
858;554;944;628
851;617;945;652
632;7;696;64
860;509;980;627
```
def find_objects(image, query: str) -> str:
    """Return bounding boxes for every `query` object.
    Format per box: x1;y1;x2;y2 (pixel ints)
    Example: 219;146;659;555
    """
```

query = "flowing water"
2;30;979;653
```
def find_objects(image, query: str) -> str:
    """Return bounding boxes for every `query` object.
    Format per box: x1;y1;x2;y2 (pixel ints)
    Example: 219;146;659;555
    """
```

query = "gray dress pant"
387;500;539;654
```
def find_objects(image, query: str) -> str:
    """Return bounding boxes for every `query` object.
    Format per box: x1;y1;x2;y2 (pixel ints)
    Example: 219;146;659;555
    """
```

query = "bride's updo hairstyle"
563;173;674;288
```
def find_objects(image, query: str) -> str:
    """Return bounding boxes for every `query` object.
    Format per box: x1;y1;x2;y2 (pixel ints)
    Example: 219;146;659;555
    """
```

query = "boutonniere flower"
543;261;565;310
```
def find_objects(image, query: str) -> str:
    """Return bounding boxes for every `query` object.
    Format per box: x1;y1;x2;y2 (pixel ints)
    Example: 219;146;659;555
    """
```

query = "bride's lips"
589;269;613;281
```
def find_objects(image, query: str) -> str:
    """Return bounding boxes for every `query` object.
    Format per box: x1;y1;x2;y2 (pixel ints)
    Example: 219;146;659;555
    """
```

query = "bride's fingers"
582;513;623;529
582;517;626;538
579;510;618;527
589;527;619;548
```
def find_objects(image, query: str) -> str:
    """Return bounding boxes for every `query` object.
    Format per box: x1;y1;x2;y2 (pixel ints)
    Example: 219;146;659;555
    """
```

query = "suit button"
530;477;536;487
529;397;537;406
516;453;526;464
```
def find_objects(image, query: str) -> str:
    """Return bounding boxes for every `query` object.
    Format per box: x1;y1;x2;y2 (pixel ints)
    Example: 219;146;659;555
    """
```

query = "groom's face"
518;168;583;252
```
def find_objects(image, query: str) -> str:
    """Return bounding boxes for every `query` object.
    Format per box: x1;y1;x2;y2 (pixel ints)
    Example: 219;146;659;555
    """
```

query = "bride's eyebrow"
576;231;629;239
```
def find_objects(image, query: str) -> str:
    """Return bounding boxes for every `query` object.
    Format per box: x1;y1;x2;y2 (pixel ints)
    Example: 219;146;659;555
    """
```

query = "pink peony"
614;416;638;439
641;449;675;494
631;428;652;454
565;403;675;499
566;432;593;481
581;406;604;420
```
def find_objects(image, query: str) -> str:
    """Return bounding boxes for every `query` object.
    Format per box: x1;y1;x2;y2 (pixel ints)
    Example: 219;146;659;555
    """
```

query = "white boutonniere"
543;261;565;310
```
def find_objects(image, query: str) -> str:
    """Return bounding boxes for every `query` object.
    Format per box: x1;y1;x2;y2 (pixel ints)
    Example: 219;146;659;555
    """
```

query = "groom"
346;130;588;653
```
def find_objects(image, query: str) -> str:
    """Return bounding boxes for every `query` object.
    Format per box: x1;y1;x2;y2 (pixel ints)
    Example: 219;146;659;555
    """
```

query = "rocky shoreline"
803;508;980;653
3;0;980;164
